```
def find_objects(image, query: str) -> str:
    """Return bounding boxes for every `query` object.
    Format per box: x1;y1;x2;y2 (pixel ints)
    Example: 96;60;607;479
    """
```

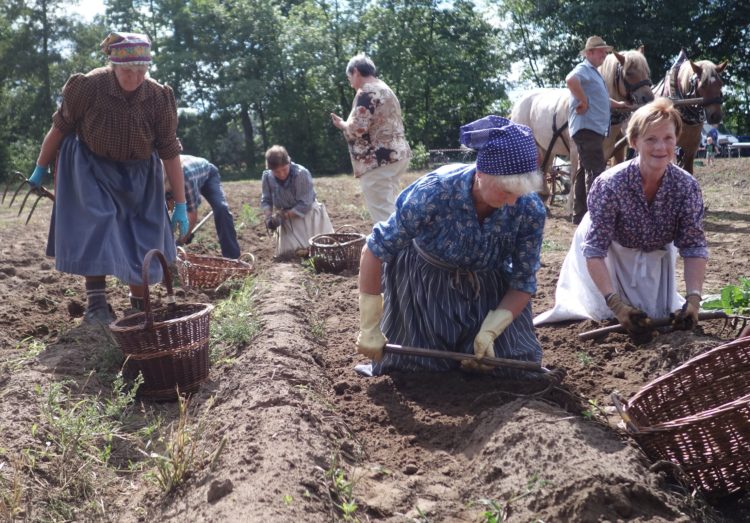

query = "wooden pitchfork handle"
383;343;548;373
578;311;729;341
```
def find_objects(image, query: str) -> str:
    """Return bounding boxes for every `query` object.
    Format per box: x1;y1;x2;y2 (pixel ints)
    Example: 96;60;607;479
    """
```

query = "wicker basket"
613;337;750;495
110;249;214;400
309;226;365;273
176;247;254;289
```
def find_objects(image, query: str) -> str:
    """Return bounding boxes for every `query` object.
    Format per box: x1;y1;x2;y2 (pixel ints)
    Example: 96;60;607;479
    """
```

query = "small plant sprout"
282;493;293;506
323;454;359;521
576;351;592;366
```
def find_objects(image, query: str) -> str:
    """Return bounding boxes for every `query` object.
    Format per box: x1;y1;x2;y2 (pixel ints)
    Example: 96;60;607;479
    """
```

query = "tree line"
1;0;747;180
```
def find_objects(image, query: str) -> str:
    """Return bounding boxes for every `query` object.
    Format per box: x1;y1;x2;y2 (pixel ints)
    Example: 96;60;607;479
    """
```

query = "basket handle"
239;252;256;266
141;249;176;330
610;392;640;434
176;246;188;262
335;224;360;234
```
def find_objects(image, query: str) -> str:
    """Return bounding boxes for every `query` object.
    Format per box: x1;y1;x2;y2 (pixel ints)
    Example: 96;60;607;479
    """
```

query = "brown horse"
654;57;728;173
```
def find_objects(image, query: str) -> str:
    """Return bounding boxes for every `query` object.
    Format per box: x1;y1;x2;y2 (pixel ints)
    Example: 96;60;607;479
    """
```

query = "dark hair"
346;53;377;77
265;145;290;169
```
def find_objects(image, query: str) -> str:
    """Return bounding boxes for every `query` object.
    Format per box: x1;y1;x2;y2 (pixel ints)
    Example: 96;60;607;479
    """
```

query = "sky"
72;0;105;21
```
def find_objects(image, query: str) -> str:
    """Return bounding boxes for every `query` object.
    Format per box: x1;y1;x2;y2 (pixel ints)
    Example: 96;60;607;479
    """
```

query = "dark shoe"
83;304;117;325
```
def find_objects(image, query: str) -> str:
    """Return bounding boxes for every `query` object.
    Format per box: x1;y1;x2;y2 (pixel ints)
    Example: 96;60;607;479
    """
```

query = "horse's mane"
600;49;651;98
678;59;719;90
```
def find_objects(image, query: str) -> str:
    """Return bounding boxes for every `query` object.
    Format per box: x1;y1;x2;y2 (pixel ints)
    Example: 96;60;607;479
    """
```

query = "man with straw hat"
567;35;614;224
355;115;546;377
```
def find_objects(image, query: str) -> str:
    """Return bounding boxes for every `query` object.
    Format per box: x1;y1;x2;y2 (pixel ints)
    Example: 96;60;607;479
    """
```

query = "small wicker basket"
110;249;214;400
176;247;254;289
309;226;365;274
613;336;750;495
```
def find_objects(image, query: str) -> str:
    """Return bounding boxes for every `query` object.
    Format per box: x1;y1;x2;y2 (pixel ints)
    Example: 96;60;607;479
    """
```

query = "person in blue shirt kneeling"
356;116;546;376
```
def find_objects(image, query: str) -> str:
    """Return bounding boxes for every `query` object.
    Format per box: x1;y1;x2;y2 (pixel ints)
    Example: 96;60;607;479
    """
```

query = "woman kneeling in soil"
27;32;187;324
261;145;333;258
356;116;546;375
535;98;708;337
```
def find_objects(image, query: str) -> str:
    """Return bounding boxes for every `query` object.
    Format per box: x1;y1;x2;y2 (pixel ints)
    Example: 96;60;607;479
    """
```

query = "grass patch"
236;203;261;230
210;277;261;365
541;239;565;253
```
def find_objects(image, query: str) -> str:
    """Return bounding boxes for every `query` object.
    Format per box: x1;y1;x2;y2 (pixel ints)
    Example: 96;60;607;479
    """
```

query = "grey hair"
480;170;544;196
346;53;377;77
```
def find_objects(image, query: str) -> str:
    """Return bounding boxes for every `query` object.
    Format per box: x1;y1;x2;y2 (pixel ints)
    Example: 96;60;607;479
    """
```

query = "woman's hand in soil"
672;294;701;330
356;293;386;362
606;293;653;336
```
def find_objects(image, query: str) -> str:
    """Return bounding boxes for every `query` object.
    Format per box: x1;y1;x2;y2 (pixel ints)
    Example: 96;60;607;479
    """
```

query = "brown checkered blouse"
52;67;180;162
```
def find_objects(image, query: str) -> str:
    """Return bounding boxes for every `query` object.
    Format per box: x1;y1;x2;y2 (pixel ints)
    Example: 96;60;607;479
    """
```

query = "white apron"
534;213;684;325
276;200;334;256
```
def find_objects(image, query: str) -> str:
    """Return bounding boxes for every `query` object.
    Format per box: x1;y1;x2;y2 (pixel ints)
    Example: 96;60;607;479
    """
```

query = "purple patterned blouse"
583;159;708;259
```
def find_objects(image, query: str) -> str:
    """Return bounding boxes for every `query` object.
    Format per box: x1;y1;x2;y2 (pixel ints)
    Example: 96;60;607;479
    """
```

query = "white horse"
654;57;727;174
511;48;653;208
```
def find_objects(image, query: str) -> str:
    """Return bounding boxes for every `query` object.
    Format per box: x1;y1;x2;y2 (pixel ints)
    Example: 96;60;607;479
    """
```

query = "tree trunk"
240;104;255;168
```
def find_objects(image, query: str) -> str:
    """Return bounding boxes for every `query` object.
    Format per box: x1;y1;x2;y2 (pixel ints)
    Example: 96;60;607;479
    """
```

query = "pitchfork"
2;171;55;224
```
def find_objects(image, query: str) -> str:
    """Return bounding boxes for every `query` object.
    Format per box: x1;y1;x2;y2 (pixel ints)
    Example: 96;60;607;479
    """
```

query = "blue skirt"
46;135;176;285
372;242;542;377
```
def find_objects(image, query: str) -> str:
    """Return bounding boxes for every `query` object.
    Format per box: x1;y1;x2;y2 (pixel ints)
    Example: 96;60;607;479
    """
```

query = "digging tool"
578;310;750;341
177;210;213;245
383;343;565;383
3;171;55;224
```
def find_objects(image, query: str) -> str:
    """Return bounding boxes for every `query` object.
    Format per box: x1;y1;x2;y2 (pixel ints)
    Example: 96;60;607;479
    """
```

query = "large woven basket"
110;249;214;400
309;226;365;273
613;336;750;495
176;247;254;289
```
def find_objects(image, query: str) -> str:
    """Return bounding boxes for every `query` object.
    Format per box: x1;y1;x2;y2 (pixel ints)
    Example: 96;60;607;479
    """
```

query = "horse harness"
666;64;724;125
612;62;652;125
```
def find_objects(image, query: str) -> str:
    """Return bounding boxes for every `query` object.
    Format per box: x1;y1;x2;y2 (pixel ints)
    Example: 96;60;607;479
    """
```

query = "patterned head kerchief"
100;32;152;65
459;115;538;176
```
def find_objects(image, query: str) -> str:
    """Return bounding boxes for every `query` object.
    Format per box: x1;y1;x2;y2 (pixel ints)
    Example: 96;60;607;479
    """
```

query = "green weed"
541;239;565;252
702;277;750;314
324;455;359;521
210;277;260;365
282;493;293;506
0;455;24;521
237;203;261;229
475;473;550;522
145;393;198;493
576;351;592;366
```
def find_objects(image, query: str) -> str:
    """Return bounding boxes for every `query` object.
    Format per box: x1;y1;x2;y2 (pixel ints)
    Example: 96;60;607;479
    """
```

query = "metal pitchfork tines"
2;171;55;224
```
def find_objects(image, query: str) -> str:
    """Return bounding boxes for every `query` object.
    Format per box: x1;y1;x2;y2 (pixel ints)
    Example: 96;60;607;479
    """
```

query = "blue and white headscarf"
459;115;538;176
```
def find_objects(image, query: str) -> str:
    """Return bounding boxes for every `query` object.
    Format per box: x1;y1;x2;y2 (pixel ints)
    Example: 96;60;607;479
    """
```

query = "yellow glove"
461;308;513;372
356;293;387;362
672;294;701;330
606;293;653;336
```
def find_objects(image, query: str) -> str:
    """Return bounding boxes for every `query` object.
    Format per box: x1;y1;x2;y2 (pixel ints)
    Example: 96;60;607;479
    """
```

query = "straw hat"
581;36;613;54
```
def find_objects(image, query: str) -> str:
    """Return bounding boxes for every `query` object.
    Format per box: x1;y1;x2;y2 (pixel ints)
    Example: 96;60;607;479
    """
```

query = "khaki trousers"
359;158;410;225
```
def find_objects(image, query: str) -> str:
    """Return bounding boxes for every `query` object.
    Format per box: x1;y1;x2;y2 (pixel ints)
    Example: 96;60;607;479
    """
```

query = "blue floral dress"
367;163;546;375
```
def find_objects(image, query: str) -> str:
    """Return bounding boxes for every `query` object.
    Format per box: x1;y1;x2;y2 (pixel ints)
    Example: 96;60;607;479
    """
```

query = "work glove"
265;215;280;231
356;293;387;362
461;308;513;372
171;202;190;238
606;293;653;338
672;294;701;331
28;165;48;188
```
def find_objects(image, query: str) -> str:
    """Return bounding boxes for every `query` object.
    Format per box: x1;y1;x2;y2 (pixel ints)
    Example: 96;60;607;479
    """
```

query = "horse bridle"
615;62;653;102
678;73;724;125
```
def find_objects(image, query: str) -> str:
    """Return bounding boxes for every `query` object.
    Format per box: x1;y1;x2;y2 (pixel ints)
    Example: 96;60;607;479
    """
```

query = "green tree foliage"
3;0;748;178
499;0;750;133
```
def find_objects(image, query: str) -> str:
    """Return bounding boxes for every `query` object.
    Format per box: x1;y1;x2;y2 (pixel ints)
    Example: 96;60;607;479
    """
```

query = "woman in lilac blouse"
355;116;547;376
535;98;707;337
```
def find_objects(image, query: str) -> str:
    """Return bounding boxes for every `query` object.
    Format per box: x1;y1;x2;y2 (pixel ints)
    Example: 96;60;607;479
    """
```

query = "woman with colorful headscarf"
355;116;547;376
27;32;188;324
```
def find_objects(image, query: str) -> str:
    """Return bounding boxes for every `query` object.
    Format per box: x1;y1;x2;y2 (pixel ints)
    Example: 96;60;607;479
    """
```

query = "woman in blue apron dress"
27;32;189;324
357;116;547;377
